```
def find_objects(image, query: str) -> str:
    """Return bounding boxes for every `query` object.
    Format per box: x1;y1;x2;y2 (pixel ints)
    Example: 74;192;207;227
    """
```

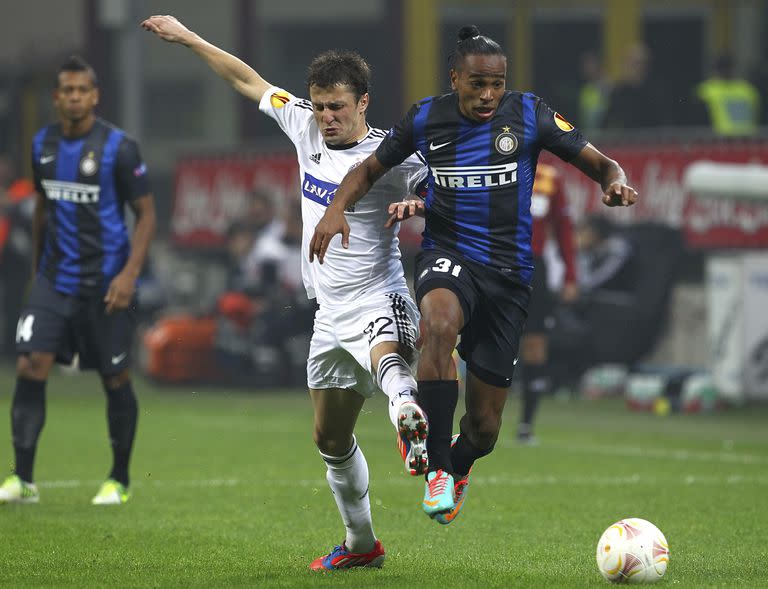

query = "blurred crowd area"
2;0;768;401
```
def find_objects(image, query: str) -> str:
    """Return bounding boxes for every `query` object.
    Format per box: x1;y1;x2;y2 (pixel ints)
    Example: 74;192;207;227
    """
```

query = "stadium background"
1;0;768;395
0;2;767;587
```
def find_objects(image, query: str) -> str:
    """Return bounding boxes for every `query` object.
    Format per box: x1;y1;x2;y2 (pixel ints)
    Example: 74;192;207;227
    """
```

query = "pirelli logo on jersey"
430;163;517;189
41;180;100;204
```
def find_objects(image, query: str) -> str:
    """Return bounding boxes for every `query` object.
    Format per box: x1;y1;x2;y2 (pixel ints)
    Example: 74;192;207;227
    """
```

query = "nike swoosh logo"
40;155;56;164
429;140;452;151
443;498;464;522
111;352;127;365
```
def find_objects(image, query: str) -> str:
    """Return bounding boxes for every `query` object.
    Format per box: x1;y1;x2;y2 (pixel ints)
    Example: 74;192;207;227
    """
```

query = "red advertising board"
542;141;768;248
173;141;768;249
172;155;299;248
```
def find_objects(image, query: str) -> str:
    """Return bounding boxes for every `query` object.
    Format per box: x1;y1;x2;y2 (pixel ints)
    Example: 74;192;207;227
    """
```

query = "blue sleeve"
375;103;419;169
115;136;151;202
536;98;588;162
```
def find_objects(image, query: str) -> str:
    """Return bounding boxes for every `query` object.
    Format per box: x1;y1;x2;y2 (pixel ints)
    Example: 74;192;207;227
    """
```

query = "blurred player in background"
311;25;637;525
0;56;156;506
143;15;429;571
517;163;578;445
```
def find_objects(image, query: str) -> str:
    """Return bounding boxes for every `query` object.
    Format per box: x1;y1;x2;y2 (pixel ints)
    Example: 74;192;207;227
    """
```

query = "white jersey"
259;86;427;307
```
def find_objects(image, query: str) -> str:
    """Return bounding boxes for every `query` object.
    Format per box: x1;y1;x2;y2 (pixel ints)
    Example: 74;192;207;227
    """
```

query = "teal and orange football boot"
435;434;471;525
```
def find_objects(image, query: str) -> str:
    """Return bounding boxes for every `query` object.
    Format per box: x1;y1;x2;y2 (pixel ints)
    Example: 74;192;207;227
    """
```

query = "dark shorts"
526;256;555;333
15;276;136;375
414;247;531;386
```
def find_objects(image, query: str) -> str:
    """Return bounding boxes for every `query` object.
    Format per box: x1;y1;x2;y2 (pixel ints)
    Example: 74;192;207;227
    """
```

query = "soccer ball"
596;518;669;583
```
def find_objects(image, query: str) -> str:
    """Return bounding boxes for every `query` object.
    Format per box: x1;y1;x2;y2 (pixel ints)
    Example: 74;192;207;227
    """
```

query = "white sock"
377;352;418;427
320;436;376;553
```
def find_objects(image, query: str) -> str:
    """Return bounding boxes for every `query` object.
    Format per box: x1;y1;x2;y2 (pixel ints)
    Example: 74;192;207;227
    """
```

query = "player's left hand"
104;272;136;314
309;206;349;264
602;182;638;207
384;199;425;228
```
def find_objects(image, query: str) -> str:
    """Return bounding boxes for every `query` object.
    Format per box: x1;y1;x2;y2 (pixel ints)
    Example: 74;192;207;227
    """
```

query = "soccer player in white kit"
142;15;429;571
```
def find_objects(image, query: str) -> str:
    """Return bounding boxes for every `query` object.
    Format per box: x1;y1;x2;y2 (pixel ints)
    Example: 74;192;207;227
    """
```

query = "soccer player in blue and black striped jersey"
0;56;156;506
310;25;638;524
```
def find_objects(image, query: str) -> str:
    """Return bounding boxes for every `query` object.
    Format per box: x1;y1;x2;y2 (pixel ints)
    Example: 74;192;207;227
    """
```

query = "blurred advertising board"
173;141;768;249
543;141;768;249
172;155;298;248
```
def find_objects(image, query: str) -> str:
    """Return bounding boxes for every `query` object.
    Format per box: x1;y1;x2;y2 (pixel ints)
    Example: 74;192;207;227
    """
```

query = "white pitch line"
35;473;768;491
37;479;239;489
504;441;768;466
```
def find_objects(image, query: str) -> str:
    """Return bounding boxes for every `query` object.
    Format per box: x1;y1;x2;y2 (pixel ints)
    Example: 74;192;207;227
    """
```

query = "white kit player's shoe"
397;401;429;475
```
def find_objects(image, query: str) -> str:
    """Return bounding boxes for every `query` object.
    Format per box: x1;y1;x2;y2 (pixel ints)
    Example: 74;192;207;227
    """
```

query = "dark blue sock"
416;380;458;474
105;381;138;487
12;377;47;483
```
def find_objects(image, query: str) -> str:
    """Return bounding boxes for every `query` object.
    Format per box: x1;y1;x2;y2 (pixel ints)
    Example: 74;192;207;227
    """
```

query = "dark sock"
521;364;550;431
105;381;138;487
417;380;458;474
451;426;493;477
11;377;47;483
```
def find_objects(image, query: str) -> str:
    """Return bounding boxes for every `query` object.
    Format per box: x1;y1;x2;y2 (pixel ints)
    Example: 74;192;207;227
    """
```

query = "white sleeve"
401;153;429;196
258;86;314;143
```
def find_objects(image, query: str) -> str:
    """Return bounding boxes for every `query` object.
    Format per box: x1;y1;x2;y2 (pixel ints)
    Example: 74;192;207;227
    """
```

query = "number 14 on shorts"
16;315;35;343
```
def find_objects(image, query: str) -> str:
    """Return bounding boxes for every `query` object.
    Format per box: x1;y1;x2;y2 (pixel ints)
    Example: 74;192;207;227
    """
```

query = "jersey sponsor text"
430;163;517;189
41;180;100;204
302;172;338;207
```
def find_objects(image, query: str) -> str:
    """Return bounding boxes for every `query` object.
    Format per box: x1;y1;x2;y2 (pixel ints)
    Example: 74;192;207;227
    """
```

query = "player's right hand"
141;15;192;45
384;199;425;228
309;206;349;264
602;182;638;207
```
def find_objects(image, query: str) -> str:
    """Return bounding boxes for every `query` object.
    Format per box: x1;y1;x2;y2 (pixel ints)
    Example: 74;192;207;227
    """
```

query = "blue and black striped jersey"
31;118;151;296
376;91;587;285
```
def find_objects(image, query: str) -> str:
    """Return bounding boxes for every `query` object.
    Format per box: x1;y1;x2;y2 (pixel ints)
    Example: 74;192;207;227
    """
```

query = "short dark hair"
307;50;370;101
449;25;505;70
56;55;98;88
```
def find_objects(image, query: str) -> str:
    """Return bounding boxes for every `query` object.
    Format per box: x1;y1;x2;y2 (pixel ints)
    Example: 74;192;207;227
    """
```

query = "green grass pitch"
0;366;766;588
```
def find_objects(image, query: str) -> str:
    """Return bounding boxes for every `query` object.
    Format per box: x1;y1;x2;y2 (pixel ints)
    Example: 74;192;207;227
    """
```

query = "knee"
16;354;51;381
421;314;460;352
312;427;352;457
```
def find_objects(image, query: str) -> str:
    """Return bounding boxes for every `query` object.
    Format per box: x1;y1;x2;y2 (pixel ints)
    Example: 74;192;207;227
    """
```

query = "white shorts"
307;290;420;397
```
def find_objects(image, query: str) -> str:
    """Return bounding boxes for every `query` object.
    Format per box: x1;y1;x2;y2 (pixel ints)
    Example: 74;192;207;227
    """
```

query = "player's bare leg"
371;342;428;475
309;387;384;570
456;369;508;464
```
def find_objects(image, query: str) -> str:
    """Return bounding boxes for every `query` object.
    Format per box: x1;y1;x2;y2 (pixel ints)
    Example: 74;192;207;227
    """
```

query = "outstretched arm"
309;153;389;264
570;143;638;207
141;15;271;102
